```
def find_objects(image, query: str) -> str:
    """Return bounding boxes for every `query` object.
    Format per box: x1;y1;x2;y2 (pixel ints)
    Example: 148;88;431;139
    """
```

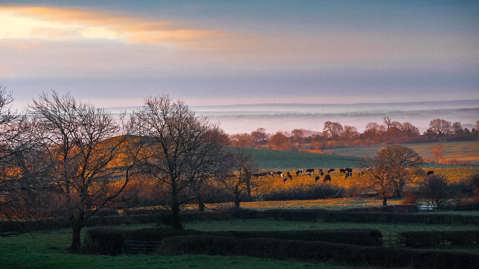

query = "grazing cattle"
327;168;335;173
306;168;315;174
320;171;324;176
339;168;346;174
343;168;353;178
427;170;434;176
296;169;304;176
323;174;332;183
315;176;320;182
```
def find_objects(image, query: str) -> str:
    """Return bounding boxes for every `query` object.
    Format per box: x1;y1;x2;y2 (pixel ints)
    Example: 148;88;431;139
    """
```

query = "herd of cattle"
251;168;435;183
252;168;355;183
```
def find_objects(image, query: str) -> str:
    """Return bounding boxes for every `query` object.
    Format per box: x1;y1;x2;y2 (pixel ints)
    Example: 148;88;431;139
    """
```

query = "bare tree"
416;175;451;208
218;150;255;209
268;132;290;150
251;128;268;147
323;121;343;138
0;89;50;219
427;118;452;136
31;92;139;250
365;145;423;206
184;127;231;212
129;96;225;229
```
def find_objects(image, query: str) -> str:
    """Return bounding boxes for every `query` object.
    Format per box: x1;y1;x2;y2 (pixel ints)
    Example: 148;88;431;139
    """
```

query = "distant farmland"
237;140;479;169
235;148;361;169
327;140;479;165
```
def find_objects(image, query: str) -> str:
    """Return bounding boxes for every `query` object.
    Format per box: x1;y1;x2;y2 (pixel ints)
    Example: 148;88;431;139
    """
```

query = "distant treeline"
229;117;479;150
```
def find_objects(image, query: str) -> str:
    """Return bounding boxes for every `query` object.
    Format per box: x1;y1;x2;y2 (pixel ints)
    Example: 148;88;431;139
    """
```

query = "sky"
0;0;478;108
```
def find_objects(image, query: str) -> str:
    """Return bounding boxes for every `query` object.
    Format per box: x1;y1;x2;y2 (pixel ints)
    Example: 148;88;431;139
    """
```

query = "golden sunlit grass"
211;198;404;210
251;167;477;197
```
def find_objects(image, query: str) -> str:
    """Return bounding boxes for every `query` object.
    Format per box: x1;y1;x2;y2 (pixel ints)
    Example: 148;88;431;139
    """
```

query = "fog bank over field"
107;99;479;134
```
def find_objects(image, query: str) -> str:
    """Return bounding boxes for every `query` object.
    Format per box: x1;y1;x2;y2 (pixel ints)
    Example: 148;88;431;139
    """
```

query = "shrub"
83;228;196;254
399;230;479;248
82;227;382;255
83;228;125;255
214;229;382;246
159;235;479;269
414;175;454;207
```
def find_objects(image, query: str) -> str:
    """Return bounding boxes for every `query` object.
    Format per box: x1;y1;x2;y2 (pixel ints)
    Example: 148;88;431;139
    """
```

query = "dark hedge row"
159;235;479;269
214;229;382;246
241;209;479;224
2;208;479;234
399;230;479;248
82;228;383;255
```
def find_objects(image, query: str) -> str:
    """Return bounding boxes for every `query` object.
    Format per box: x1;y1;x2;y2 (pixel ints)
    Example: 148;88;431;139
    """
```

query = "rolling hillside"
233;148;362;169
327;140;479;165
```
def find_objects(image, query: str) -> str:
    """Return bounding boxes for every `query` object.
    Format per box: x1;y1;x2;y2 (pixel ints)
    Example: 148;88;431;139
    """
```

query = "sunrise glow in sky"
0;0;478;107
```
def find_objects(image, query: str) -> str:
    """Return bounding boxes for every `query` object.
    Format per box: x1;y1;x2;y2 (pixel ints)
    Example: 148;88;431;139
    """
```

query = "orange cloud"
0;5;220;45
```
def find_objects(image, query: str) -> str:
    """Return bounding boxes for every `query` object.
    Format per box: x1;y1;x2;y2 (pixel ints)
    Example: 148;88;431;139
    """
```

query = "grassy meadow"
247;167;478;202
236;148;362;169
240;141;479;170
2;219;478;269
0;224;375;269
327;140;479;165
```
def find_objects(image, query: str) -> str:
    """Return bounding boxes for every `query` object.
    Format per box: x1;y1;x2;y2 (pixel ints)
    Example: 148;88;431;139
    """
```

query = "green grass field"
237;141;479;169
0;223;380;269
328;140;479;164
2;219;479;269
238;148;361;169
186;219;479;235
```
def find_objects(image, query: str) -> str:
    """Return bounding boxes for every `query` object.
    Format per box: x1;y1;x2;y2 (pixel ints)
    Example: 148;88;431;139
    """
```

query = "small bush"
399;230;479;248
83;228;192;254
83;228;125;255
214;229;382;246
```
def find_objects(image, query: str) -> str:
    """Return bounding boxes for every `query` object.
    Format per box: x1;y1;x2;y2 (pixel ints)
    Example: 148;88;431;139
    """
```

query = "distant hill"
327;141;479;166
231;148;362;169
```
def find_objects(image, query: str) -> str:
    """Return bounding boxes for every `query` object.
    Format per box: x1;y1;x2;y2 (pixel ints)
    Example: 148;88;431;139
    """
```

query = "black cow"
296;169;304;176
427;170;434;176
323;174;332;183
315;176;321;182
327;168;335;173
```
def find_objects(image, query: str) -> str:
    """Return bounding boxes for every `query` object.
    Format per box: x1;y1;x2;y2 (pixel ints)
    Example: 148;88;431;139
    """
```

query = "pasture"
241;141;479;170
0;225;372;269
236;148;362;169
2;218;478;269
246;167;478;201
328;140;479;165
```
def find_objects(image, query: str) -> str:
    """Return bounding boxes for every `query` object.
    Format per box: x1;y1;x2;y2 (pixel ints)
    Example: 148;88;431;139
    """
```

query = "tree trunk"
170;201;183;230
69;214;84;251
246;179;252;200
170;181;183;230
197;194;205;212
382;197;388;207
234;192;241;209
